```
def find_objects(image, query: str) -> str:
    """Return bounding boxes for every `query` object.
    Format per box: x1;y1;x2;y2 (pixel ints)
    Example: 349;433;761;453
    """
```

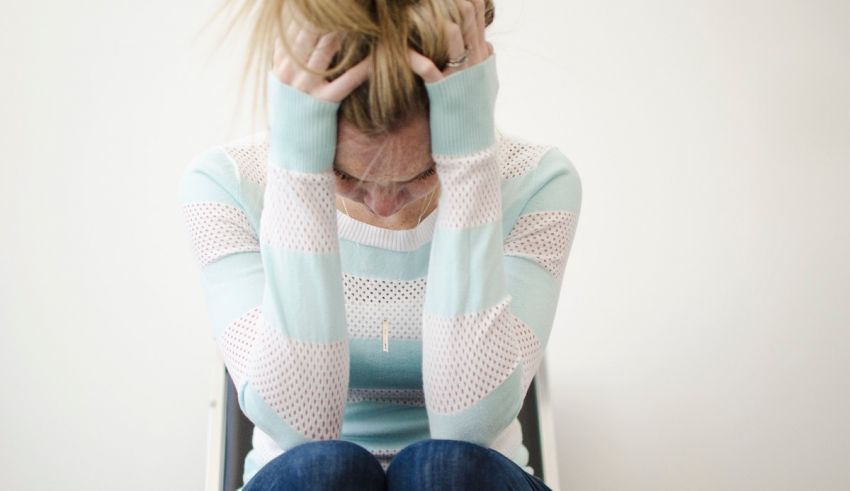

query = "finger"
272;40;288;82
472;0;485;32
283;19;299;56
273;38;284;67
471;0;488;62
283;5;319;62
290;69;321;93
407;49;443;83
458;0;479;54
274;36;297;83
306;32;340;72
443;21;465;76
458;0;489;64
317;55;372;102
291;36;338;93
291;25;320;66
275;57;297;85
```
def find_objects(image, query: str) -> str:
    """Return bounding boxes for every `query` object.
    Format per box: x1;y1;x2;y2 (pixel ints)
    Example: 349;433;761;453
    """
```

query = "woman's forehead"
335;116;432;182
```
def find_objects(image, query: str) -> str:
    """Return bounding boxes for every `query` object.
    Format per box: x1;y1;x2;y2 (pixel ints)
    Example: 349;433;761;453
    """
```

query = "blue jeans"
243;439;553;491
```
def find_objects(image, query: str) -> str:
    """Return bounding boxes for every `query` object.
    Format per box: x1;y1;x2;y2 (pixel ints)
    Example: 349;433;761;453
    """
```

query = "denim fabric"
242;440;385;491
243;439;552;491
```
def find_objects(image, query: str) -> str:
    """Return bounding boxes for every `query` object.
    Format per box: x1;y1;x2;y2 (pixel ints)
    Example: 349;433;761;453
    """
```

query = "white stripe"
261;165;338;253
182;201;259;267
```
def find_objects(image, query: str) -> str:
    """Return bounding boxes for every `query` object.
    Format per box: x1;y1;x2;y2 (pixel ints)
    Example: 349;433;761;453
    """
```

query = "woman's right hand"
406;0;492;83
272;18;371;103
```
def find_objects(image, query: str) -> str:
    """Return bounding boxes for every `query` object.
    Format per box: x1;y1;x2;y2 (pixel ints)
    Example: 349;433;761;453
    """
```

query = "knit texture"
178;54;582;488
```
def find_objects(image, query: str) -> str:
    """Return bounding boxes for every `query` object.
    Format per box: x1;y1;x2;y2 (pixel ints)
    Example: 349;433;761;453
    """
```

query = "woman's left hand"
407;0;493;83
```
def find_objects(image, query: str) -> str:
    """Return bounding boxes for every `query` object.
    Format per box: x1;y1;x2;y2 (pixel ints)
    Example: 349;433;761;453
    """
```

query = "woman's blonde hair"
207;0;494;135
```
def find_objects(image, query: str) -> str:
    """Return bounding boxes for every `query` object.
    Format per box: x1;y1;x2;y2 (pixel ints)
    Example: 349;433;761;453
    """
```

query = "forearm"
423;55;504;314
179;72;350;448
420;55;522;444
421;55;582;446
251;72;349;441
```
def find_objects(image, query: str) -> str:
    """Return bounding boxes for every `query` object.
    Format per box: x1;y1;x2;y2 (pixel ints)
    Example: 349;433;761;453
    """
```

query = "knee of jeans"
284;440;376;465
389;439;496;474
245;440;385;491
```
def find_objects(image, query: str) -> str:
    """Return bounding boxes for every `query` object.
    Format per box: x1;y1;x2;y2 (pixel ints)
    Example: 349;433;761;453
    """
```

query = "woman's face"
333;114;439;218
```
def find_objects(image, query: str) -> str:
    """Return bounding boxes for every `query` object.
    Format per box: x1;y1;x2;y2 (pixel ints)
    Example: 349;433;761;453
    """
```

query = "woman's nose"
362;186;403;217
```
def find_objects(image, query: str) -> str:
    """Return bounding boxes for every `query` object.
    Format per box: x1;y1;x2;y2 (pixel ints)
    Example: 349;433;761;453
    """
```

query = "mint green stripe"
497;147;582;216
424;224;506;316
349;339;422;389
499;178;528;230
267;71;339;173
179;148;240;203
234;179;265;231
339;240;431;280
425;55;498;155
428;367;522;445
504;256;561;346
201;252;265;338
260;247;346;343
179;175;238;207
342;404;429;447
241;382;308;449
522;149;582;214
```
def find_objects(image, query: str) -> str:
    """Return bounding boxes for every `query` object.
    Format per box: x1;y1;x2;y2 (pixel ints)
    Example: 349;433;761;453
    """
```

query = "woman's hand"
407;0;493;83
272;19;371;103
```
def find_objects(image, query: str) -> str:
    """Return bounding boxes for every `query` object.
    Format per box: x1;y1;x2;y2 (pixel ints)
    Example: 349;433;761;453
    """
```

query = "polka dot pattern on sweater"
220;306;262;389
496;134;552;180
182;201;260;267
345;301;424;340
422;297;519;414
260;165;337;253
510;312;543;396
250;320;348;440
434;146;502;229
343;275;426;339
342;275;426;304
222;132;270;186
504;211;579;282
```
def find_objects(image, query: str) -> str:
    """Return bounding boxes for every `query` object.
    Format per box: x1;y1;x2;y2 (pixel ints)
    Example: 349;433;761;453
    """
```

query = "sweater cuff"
425;54;499;156
267;71;340;173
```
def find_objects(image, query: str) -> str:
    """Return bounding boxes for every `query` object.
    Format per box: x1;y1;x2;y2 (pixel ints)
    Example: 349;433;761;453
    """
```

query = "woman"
179;0;581;489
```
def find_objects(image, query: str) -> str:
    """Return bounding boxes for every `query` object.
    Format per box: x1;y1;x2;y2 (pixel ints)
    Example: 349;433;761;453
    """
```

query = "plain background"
2;0;849;489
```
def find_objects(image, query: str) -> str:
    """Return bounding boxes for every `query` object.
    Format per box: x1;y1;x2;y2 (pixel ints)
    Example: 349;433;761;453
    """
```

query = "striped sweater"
178;55;581;487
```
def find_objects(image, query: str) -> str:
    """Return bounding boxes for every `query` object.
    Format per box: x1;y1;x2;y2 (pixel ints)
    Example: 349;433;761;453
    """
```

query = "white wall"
1;1;848;489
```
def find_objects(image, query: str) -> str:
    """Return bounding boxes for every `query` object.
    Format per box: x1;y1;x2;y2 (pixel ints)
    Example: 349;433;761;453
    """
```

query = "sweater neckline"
336;208;437;252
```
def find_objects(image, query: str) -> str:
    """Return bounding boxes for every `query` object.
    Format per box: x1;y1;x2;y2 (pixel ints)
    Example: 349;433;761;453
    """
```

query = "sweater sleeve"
178;72;348;449
421;54;582;445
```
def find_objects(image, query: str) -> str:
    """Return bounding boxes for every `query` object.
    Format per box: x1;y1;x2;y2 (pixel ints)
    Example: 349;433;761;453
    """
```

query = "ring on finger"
446;47;469;67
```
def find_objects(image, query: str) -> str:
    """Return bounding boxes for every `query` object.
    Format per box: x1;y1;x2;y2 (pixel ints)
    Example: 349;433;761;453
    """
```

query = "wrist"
267;71;340;173
425;54;499;156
